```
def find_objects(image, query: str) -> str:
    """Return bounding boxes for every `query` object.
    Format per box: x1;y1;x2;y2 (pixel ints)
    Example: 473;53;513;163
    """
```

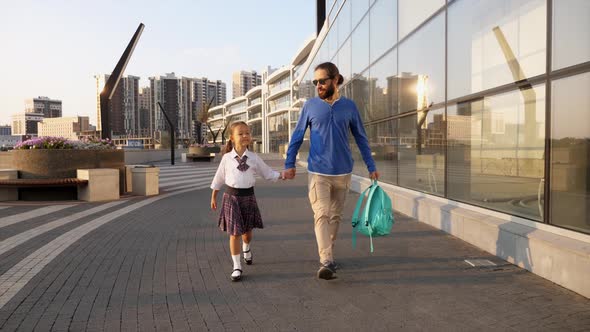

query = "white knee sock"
232;254;241;271
243;242;251;259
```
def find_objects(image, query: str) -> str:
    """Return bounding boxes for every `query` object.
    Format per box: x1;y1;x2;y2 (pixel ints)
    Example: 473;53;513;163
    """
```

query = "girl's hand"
211;198;217;210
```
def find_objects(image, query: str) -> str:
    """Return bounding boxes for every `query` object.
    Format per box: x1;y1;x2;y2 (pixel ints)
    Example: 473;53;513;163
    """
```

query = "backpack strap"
351;184;373;249
363;180;379;253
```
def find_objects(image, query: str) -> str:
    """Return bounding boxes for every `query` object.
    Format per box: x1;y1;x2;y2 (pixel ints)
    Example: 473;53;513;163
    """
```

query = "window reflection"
399;0;444;39
397;109;445;195
350;72;370;121
268;94;291;113
399;14;444;113
370;49;398;119
248;107;262;120
370;0;397;64
552;0;590;70
448;0;546;100
351;120;399;185
337;0;351;46
328;22;339;61
447;85;546;221
226;113;246;125
351;0;369;29
268;112;290;153
337;38;352;81
249;120;262;152
351;14;369;76
551;73;590;233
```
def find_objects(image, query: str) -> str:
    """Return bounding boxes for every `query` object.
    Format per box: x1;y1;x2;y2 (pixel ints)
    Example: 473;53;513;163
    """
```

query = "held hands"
282;168;296;180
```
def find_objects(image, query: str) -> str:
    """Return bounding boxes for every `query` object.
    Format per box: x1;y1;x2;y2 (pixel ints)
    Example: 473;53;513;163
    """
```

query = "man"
284;62;379;280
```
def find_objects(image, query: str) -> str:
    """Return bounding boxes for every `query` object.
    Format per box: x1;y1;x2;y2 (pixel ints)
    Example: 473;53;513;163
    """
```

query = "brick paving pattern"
0;159;588;331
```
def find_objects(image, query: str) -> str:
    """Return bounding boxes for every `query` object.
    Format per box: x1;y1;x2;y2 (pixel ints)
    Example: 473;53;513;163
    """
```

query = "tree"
196;95;216;144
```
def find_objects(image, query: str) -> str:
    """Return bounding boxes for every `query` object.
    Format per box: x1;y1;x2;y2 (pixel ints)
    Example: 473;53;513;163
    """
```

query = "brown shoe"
317;265;335;280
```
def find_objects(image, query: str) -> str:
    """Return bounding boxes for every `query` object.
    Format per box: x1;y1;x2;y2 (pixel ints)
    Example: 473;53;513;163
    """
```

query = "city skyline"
0;1;315;125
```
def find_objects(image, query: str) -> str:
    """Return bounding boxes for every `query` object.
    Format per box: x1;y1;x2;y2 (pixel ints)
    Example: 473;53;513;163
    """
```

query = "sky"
0;0;316;126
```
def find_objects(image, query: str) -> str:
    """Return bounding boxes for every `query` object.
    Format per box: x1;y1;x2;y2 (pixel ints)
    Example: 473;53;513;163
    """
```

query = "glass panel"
370;0;397;64
341;81;353;99
290;110;300;135
318;37;330;64
268;113;290;153
370;49;398;120
352;120;399;185
338;38;352;82
399;0;444;39
268;94;291;113
226;101;246;115
352;14;370;76
248;106;262;120
552;0;590;70
337;0;351;45
351;71;370;121
351;0;369;29
250;96;261;105
447;85;546;221
397;110;445;195
550;73;590;233
249;120;262;152
328;0;341;27
269;76;291;96
399;14;445;113
448;0;546;100
299;70;316;102
226;113;246;125
329;20;339;61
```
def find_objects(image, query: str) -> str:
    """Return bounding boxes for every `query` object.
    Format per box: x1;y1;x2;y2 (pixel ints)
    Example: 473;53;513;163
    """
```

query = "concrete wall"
124;149;188;165
349;174;590;299
0;149;190;168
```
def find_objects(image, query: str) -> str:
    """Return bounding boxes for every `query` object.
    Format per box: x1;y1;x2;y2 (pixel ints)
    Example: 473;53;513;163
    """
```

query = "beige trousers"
308;173;352;265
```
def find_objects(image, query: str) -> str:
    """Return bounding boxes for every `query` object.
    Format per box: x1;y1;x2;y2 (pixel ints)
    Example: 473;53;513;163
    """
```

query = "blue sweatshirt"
285;96;376;175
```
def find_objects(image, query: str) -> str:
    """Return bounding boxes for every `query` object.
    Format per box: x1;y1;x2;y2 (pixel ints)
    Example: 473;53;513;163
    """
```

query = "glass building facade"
295;0;590;234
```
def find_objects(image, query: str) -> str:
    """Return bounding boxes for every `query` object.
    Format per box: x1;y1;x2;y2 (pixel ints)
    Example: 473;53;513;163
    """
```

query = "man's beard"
318;85;335;100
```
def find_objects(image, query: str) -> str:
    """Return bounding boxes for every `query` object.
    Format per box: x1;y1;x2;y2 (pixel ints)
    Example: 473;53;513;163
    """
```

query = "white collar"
229;148;251;159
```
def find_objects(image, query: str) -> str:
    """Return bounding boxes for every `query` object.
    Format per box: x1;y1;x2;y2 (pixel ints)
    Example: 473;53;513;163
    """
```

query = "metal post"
100;23;144;139
157;102;175;165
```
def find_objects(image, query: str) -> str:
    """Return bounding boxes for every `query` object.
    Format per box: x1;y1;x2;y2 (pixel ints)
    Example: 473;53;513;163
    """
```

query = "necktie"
235;155;249;172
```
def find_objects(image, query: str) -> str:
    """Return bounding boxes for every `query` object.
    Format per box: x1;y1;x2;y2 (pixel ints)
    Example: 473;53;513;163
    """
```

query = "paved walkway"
0;159;589;331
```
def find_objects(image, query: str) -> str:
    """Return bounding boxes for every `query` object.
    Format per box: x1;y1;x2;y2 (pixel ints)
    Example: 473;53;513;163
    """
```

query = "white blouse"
210;149;281;190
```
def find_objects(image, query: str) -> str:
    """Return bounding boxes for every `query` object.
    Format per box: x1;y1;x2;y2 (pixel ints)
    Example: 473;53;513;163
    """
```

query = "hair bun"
337;74;344;85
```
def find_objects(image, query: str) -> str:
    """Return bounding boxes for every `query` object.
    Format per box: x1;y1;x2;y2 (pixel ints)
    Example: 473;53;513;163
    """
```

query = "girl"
210;121;285;281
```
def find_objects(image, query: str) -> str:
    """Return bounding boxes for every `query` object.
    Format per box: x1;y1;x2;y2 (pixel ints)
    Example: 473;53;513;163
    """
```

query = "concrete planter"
188;146;220;155
10;149;125;179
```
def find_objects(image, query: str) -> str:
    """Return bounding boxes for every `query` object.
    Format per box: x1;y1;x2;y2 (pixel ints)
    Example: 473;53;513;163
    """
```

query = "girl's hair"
314;62;344;85
223;121;249;154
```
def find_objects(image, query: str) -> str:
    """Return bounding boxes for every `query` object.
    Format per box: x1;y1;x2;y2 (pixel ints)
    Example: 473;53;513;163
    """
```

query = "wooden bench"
186;154;215;162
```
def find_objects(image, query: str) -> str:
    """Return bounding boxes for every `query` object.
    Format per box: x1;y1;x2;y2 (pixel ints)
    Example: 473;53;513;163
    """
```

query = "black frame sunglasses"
312;77;333;86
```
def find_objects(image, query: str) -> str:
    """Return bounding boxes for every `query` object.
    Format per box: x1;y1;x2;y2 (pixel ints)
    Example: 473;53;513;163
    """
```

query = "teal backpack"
352;180;394;252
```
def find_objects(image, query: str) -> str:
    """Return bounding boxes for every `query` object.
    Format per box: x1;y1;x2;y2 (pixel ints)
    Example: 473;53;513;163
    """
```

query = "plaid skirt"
218;191;263;236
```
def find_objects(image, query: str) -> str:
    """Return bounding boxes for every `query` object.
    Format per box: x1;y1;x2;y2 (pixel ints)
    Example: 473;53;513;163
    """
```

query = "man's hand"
283;168;296;180
369;171;379;181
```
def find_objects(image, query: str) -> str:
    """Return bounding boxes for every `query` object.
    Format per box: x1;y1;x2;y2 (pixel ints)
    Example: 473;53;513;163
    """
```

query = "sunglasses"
312;77;333;86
